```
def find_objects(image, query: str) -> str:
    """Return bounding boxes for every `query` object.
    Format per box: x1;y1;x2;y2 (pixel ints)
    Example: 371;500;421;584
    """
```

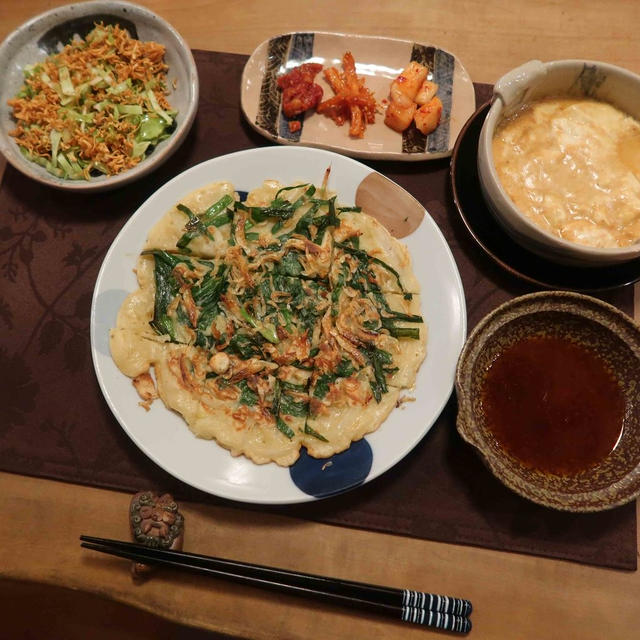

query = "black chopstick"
80;535;471;617
80;536;472;633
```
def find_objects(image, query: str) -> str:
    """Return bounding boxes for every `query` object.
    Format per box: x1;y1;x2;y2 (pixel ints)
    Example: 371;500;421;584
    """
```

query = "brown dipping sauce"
481;336;625;475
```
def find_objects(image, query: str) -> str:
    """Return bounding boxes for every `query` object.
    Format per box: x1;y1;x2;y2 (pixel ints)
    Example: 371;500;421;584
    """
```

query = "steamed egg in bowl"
478;59;640;266
493;96;640;248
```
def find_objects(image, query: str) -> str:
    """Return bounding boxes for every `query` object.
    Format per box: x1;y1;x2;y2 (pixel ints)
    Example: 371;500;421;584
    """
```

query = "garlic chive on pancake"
110;173;426;466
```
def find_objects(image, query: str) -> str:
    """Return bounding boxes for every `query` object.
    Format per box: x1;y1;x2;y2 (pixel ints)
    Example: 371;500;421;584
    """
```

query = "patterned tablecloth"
0;50;636;570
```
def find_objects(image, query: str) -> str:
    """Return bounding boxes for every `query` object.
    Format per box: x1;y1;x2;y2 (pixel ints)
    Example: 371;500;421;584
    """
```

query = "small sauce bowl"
455;291;640;511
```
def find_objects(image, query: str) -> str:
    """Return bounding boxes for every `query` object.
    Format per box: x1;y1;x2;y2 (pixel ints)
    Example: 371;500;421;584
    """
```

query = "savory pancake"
110;176;426;466
331;210;421;294
305;369;401;458
144;181;237;257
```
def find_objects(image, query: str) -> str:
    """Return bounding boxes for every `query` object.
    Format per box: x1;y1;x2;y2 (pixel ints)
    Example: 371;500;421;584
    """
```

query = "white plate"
241;32;476;161
91;146;467;504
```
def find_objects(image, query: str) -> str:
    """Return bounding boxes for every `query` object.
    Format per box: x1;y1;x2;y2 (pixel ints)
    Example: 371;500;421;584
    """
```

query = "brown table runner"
0;50;636;570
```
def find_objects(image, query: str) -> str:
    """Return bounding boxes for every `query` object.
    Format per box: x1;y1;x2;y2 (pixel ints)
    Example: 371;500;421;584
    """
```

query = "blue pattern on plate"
290;439;373;498
93;289;128;356
255;34;292;137
427;48;454;153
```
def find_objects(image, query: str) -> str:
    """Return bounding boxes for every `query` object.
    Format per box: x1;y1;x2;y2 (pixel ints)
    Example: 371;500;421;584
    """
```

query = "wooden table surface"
1;2;639;639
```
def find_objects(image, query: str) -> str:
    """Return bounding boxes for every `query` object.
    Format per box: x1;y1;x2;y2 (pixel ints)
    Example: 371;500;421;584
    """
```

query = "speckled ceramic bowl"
0;1;198;192
478;59;640;266
456;291;640;512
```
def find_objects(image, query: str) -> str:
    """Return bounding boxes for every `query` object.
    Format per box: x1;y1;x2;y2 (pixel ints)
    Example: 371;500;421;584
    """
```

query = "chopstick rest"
80;535;472;633
129;491;184;579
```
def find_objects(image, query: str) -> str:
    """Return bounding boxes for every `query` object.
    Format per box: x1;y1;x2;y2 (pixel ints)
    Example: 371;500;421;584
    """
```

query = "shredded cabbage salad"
8;23;177;180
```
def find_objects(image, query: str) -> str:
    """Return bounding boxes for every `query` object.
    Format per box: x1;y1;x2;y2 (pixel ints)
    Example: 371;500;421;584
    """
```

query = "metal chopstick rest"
80;535;472;633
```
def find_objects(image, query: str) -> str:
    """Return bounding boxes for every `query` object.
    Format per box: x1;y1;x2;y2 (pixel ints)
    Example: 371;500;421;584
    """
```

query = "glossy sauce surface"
492;97;640;248
481;335;625;475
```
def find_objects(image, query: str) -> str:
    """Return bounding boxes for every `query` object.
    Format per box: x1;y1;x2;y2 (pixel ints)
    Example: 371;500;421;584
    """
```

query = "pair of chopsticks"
80;535;472;633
